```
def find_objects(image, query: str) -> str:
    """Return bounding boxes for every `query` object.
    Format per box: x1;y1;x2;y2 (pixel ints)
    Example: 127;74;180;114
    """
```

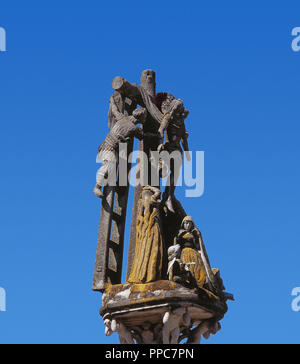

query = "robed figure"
127;187;165;283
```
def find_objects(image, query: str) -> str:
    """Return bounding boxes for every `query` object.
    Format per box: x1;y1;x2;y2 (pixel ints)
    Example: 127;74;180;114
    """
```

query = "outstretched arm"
112;77;142;102
158;113;171;142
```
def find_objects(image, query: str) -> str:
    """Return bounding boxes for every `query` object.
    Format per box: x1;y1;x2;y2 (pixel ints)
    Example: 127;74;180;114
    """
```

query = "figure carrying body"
93;108;147;198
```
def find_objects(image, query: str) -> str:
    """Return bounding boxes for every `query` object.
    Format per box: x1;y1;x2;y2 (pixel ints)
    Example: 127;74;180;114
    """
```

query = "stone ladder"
93;141;133;292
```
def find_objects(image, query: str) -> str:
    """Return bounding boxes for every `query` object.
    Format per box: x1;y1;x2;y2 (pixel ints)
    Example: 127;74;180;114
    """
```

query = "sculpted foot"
165;196;175;213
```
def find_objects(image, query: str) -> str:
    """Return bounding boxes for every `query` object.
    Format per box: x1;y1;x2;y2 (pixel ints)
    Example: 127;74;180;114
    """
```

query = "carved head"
141;70;156;95
159;94;187;119
160;94;176;114
132;107;147;124
181;216;194;232
142;188;153;204
168;244;181;260
141;186;161;203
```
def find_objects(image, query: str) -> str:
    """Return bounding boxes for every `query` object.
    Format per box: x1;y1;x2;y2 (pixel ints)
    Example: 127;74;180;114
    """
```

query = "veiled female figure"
168;216;218;290
176;216;206;287
127;187;164;283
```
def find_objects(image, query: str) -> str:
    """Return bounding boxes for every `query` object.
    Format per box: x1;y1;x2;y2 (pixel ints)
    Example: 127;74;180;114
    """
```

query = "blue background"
0;0;300;344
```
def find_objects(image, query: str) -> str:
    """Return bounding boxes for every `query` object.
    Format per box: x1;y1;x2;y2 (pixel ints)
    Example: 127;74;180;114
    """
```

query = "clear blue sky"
0;0;300;344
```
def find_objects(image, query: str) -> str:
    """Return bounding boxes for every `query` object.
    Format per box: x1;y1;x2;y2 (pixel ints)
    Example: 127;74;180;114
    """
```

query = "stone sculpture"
93;107;147;198
168;216;221;293
157;94;190;211
92;70;233;344
127;186;164;283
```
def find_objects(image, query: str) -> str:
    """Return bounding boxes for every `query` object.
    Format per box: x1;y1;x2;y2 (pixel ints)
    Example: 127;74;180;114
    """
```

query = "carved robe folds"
180;246;206;288
127;187;164;283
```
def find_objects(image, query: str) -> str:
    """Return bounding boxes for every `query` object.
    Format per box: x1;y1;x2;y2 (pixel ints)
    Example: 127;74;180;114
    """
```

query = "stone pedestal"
101;281;228;344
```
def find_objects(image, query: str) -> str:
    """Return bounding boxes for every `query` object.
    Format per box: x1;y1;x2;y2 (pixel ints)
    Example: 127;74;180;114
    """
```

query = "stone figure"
168;216;205;288
156;93;191;211
108;91;137;130
104;318;134;344
186;320;221;344
93;70;233;345
93;108;147;198
168;216;219;291
130;322;163;344
162;307;191;344
127;186;165;283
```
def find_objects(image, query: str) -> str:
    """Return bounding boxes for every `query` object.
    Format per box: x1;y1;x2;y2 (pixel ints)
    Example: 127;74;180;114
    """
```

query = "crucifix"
92;69;233;344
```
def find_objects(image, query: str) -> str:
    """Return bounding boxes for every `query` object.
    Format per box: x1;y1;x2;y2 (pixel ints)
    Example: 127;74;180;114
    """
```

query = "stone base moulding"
100;280;228;344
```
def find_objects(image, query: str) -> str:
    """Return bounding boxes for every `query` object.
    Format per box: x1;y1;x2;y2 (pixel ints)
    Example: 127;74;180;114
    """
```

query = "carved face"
142;189;153;204
183;220;193;231
141;70;156;94
141;70;154;83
